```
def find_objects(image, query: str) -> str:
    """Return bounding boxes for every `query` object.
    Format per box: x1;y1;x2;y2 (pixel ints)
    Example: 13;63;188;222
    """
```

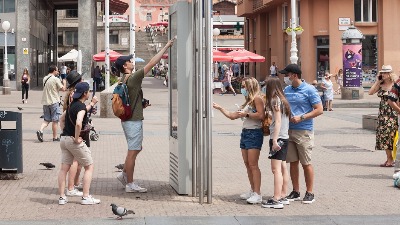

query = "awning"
105;0;129;15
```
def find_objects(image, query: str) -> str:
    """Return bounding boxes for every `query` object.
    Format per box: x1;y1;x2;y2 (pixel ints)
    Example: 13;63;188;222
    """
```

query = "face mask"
284;77;292;86
241;88;248;97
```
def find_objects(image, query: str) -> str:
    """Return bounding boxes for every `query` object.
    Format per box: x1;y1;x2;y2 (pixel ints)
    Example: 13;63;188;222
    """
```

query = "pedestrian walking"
321;72;334;111
36;65;66;142
373;65;398;167
60;63;68;88
213;77;265;204
232;62;240;77
281;64;323;204
58;82;100;205
115;38;175;193
93;65;102;91
261;78;291;209
270;62;278;77
21;68;30;104
220;65;236;96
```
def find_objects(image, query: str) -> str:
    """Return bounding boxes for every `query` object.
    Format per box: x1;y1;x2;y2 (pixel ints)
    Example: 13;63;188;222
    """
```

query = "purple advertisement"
343;44;362;87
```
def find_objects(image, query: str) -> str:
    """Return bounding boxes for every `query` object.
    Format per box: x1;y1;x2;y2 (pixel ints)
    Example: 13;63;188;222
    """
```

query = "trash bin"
0;111;23;173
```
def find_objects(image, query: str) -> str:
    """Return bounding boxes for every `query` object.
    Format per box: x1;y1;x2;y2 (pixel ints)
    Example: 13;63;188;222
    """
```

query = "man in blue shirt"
281;64;323;204
232;62;240;77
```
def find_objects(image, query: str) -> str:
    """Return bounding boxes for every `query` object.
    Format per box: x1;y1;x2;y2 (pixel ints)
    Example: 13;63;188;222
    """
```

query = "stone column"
15;0;31;91
78;0;97;79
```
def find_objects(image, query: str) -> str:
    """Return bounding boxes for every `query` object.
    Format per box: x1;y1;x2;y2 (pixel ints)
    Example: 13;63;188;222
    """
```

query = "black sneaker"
36;131;43;142
286;190;301;201
279;197;290;205
302;192;315;204
53;137;60;142
261;198;284;209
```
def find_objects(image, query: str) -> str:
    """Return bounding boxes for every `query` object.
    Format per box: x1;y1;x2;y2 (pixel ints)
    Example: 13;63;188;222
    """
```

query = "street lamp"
2;20;10;95
212;28;220;79
289;0;298;64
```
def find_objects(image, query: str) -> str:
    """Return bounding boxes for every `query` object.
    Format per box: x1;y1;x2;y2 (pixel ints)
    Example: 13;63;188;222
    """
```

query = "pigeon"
39;163;55;169
115;164;124;170
110;203;135;220
17;107;23;110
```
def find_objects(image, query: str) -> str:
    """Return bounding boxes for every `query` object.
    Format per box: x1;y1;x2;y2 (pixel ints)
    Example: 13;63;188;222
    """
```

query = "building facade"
237;0;400;83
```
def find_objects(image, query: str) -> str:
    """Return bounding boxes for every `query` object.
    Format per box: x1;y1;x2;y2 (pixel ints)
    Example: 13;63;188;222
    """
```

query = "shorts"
286;130;314;165
43;103;61;122
60;136;93;167
240;128;263;150
121;120;143;150
223;81;231;88
60;74;67;80
269;138;288;161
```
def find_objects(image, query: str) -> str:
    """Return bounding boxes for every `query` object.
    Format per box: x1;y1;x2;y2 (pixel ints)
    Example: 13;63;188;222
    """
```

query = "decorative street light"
2;20;10;95
289;0;298;64
212;28;220;78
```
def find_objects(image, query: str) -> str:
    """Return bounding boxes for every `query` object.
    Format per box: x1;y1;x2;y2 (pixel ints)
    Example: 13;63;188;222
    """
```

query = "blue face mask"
241;88;248;97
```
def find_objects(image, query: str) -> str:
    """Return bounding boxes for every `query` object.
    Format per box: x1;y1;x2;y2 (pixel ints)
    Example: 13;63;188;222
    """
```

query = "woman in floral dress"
369;65;398;167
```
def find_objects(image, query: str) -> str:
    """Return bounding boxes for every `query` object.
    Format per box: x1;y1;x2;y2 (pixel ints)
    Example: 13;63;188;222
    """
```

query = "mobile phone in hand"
268;140;283;159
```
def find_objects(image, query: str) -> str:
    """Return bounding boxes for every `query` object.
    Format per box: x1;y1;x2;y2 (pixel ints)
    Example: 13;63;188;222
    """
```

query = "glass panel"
66;9;78;18
0;0;4;13
4;0;14;13
372;0;377;22
354;0;361;22
109;34;118;44
170;11;178;139
363;0;369;21
361;35;378;83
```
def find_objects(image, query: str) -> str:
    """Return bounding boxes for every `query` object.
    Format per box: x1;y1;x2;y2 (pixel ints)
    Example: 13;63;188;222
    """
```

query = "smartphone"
268;140;284;159
378;75;382;80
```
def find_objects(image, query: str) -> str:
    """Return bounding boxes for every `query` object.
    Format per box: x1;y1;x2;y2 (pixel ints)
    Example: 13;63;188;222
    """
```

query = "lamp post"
289;0;298;64
212;28;220;79
2;20;10;95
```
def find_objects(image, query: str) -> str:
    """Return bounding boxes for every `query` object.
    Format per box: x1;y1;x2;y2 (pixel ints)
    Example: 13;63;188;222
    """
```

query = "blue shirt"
284;81;321;131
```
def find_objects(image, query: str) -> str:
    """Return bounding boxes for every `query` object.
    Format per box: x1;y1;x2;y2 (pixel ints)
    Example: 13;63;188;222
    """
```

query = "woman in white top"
261;78;291;209
321;72;334;111
213;77;265;204
335;69;343;94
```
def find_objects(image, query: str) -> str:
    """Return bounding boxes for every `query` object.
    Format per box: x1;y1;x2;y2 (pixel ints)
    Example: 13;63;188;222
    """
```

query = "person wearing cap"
321;72;334;111
36;65;66;142
115;38;175;193
58;82;99;205
373;65;399;168
280;64;323;204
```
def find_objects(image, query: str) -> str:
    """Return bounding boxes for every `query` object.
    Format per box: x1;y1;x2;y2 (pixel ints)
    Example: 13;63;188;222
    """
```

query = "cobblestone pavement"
0;78;396;222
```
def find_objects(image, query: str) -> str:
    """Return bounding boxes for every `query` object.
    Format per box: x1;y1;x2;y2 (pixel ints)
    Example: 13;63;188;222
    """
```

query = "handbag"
262;110;272;136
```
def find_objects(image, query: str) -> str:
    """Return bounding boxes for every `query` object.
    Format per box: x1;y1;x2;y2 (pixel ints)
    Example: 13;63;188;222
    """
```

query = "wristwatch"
246;113;250;118
300;114;305;121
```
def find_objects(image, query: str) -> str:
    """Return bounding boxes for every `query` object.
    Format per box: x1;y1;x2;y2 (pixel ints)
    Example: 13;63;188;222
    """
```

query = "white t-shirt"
270;65;277;75
60;66;67;74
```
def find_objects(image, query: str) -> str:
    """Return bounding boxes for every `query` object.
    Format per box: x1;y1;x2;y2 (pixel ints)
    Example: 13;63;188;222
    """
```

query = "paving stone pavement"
0;78;397;222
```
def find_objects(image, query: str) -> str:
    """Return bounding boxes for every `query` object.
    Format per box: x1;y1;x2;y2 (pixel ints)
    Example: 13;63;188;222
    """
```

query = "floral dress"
376;88;398;151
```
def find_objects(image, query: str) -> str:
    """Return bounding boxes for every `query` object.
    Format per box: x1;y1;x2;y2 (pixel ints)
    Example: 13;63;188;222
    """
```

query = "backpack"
112;74;139;121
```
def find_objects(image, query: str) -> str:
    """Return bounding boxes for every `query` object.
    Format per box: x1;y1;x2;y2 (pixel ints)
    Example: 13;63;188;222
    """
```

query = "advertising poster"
343;44;362;87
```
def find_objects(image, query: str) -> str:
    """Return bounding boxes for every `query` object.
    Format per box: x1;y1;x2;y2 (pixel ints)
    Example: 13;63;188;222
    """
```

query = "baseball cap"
115;55;134;72
279;64;302;75
72;82;90;99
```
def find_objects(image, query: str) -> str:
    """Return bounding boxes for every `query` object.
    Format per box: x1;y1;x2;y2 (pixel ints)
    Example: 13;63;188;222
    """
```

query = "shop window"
65;31;78;46
4;0;14;13
110;31;118;44
58;34;63;46
66;9;78;18
354;0;377;22
282;3;288;30
361;35;378;83
146;12;152;21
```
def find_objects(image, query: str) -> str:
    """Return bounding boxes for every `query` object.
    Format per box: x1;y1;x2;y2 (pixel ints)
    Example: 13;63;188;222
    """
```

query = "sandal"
380;161;394;167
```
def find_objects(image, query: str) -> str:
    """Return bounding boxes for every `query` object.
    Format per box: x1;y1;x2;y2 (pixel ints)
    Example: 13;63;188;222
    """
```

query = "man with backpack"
115;38;175;193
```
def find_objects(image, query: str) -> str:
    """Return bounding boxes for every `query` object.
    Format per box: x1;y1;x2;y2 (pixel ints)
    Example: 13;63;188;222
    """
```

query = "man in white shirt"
270;62;278;77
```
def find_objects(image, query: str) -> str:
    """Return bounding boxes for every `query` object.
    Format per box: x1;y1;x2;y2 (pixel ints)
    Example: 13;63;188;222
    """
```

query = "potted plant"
285;27;293;35
294;26;304;35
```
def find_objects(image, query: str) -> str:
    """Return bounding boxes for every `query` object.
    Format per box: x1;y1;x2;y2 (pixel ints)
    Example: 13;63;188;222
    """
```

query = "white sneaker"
59;196;68;205
66;188;83;197
246;192;262;204
81;195;101;205
240;190;253;200
117;172;127;187
125;182;147;193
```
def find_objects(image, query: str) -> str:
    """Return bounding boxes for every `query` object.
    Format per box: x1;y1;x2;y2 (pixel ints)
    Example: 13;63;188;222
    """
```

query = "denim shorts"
240;128;264;150
121;120;143;150
43;103;61;122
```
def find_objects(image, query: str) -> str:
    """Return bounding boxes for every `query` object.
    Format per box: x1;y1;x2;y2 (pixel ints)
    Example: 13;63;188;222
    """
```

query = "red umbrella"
92;50;122;62
157;22;169;27
227;49;265;63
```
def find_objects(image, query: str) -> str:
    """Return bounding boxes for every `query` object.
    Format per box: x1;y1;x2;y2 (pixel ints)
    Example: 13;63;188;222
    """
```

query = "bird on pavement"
39;163;55;169
17;107;23;110
110;203;135;220
115;164;124;170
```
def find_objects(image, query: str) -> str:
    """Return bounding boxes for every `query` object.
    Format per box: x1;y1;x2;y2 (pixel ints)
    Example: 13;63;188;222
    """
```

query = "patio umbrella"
161;50;233;62
227;49;265;63
157;22;168;27
58;49;78;62
135;57;145;63
92;50;122;62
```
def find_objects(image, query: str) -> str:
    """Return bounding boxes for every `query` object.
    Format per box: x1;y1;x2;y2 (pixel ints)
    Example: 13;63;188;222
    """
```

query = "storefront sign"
343;44;362;87
102;15;129;23
338;18;351;25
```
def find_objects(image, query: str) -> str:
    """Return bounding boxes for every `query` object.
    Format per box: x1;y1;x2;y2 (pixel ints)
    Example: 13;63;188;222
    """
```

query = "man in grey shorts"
115;38;175;193
37;65;65;142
